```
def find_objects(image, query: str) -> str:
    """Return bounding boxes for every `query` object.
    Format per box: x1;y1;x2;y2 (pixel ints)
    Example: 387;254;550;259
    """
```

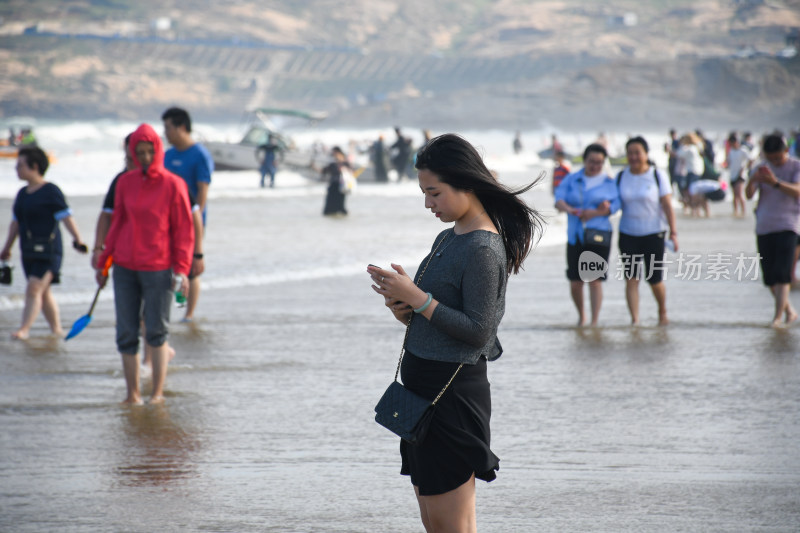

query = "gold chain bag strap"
374;231;464;445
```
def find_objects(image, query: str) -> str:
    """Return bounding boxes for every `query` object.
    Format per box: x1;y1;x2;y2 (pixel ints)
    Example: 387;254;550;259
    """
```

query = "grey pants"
112;265;172;354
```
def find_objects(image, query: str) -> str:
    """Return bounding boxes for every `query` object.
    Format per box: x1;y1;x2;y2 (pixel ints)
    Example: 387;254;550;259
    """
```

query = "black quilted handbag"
374;341;462;445
374;381;435;445
374;232;462;445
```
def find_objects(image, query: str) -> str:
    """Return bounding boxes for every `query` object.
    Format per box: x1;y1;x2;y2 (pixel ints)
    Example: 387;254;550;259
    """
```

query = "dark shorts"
757;231;798;286
566;240;611;282
618;232;667;284
21;255;61;284
112;265;172;354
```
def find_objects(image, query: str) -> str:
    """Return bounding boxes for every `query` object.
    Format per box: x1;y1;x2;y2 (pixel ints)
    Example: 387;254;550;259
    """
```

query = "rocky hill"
0;0;799;130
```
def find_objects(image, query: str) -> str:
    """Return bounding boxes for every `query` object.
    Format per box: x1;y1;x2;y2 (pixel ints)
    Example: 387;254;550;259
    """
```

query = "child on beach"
1;146;89;339
552;151;571;195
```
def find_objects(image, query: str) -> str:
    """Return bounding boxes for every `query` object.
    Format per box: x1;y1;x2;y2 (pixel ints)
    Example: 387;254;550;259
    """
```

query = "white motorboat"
204;108;329;174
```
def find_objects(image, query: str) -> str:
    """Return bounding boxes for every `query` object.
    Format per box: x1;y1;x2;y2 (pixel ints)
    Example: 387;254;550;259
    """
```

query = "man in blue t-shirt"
162;107;214;322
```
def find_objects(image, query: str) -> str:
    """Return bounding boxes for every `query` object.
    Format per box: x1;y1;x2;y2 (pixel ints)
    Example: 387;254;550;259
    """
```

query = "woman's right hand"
385;297;413;324
95;270;108;288
0;248;10;262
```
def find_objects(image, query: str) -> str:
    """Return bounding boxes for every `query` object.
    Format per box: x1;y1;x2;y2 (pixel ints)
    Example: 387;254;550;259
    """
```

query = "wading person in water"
96;124;194;404
368;134;543;532
745;134;800;327
554;143;620;327
1;146;89;339
616;136;679;326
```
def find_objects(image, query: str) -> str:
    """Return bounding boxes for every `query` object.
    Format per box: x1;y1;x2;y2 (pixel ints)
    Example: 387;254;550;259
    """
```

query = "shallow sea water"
1;155;799;531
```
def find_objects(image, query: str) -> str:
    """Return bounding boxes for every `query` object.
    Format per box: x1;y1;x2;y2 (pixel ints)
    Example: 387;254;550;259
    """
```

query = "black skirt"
323;184;347;215
399;351;499;496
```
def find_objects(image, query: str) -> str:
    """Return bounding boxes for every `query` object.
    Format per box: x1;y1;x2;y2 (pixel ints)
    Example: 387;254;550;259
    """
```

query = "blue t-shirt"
554;169;621;245
12;182;71;258
164;144;213;199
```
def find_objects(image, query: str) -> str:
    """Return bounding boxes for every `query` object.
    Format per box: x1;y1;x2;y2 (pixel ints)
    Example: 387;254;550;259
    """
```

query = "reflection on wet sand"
17;335;65;356
115;405;199;487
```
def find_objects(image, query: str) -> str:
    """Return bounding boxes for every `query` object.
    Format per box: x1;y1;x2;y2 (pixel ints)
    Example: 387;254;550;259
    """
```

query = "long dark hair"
414;133;545;274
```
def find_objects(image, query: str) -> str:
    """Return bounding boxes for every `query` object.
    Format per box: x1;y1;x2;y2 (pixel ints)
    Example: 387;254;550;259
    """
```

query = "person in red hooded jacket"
96;123;194;405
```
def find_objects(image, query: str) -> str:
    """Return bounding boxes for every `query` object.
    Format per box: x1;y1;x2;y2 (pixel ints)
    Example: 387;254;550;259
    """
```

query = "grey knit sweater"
405;228;508;365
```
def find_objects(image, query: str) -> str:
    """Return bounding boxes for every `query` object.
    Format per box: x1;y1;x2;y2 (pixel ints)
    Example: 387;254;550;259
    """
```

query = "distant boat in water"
204;108;329;174
0;120;39;158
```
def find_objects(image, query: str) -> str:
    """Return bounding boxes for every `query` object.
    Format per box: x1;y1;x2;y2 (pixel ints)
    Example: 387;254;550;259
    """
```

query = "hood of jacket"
128;123;166;178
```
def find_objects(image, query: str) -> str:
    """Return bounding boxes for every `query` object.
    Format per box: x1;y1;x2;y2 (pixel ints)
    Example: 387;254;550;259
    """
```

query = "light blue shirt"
554;168;620;245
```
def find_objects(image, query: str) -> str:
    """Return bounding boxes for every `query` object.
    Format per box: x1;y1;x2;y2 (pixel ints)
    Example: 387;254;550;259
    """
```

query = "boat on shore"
0;120;39;158
204;108;329;174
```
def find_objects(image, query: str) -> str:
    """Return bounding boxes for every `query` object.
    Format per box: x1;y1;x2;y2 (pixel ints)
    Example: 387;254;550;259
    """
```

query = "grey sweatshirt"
405;228;508;364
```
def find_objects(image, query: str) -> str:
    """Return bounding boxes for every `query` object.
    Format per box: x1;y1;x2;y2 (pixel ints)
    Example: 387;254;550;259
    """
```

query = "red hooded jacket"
98;123;194;276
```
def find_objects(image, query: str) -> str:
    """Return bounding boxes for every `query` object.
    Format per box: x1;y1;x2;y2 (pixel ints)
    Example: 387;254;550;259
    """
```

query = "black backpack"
616;167;663;189
701;156;721;181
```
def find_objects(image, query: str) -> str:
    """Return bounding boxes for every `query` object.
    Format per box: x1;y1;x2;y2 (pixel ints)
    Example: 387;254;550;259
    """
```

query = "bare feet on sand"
11;329;30;340
121;395;143;406
141;346;177;375
148;395;165;405
773;311;798;328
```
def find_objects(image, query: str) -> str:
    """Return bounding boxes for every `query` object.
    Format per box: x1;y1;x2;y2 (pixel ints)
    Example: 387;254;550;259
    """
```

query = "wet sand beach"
1;176;799;532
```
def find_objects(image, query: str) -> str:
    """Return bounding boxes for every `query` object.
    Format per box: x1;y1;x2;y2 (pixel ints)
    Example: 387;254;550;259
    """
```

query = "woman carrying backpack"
616;136;679;326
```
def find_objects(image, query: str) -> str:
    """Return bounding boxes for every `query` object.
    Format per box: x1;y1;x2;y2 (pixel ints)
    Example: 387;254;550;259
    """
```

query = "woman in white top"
725;135;752;217
676;133;705;209
617;136;679;326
